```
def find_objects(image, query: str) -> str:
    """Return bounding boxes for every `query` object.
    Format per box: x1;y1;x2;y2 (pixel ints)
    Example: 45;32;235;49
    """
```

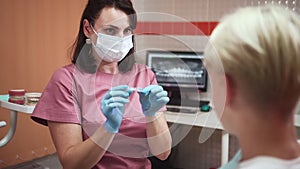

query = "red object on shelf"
8;98;25;105
8;89;26;96
8;89;26;105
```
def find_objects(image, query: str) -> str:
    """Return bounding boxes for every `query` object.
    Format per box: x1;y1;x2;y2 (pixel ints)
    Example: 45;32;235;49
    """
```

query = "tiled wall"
133;0;299;64
134;0;299;21
133;0;300;105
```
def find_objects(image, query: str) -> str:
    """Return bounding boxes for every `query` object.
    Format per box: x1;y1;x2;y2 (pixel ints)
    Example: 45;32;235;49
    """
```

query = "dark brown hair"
70;0;137;73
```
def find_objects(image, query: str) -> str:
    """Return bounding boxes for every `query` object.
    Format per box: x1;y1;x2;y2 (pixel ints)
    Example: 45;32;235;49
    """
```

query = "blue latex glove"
101;85;130;133
138;85;170;117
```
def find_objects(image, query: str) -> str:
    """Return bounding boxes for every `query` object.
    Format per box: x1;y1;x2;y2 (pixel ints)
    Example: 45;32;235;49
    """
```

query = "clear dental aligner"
129;87;143;93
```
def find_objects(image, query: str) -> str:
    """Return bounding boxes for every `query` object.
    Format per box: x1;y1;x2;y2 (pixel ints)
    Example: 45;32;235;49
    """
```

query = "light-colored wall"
0;0;298;168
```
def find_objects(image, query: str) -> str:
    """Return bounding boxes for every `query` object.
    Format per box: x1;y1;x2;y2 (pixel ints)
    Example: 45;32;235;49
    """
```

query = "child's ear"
225;74;236;107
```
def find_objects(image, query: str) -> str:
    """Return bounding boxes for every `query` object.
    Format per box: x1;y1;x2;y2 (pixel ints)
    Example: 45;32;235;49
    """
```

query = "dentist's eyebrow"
103;25;132;30
103;24;119;29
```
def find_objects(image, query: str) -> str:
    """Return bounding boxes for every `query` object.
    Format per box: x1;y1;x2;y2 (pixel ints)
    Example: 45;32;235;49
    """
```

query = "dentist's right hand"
101;85;130;133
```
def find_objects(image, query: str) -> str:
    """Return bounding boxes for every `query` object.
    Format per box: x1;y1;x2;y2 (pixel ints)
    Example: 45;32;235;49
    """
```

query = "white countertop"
165;109;223;129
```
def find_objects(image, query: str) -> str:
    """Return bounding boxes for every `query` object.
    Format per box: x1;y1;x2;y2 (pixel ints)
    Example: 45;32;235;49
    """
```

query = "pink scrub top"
31;63;165;169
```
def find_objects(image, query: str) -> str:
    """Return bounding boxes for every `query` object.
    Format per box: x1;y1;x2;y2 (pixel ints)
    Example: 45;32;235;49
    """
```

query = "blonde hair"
205;5;300;109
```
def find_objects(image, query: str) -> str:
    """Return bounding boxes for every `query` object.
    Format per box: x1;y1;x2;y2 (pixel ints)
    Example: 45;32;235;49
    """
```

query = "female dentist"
31;0;172;168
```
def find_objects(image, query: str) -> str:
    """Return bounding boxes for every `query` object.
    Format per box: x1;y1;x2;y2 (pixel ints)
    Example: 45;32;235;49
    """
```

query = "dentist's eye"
104;28;116;35
124;28;133;36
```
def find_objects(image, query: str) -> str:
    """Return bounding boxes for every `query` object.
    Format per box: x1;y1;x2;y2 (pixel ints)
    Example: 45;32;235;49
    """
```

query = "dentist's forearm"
49;122;114;169
146;112;172;160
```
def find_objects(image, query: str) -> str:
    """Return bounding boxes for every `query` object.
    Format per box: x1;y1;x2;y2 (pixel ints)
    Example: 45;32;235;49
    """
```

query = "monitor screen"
146;50;208;91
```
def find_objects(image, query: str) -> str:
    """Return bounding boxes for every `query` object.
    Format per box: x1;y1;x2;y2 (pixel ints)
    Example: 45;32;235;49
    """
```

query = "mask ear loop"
86;24;98;45
90;24;98;35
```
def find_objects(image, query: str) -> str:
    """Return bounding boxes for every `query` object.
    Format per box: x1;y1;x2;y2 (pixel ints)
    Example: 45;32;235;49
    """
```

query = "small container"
8;89;26;105
25;92;41;106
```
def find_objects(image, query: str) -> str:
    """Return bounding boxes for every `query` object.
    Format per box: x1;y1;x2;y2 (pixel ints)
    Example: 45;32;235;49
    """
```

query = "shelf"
0;99;35;114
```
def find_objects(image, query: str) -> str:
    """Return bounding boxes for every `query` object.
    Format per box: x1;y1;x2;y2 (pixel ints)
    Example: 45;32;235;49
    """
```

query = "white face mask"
90;26;133;62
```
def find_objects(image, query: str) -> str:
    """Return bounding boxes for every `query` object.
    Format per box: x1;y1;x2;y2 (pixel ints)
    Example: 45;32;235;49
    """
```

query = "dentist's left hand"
101;85;130;133
138;85;170;117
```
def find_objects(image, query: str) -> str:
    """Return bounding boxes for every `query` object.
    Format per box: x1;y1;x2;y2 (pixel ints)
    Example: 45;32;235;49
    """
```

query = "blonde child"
205;5;300;169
